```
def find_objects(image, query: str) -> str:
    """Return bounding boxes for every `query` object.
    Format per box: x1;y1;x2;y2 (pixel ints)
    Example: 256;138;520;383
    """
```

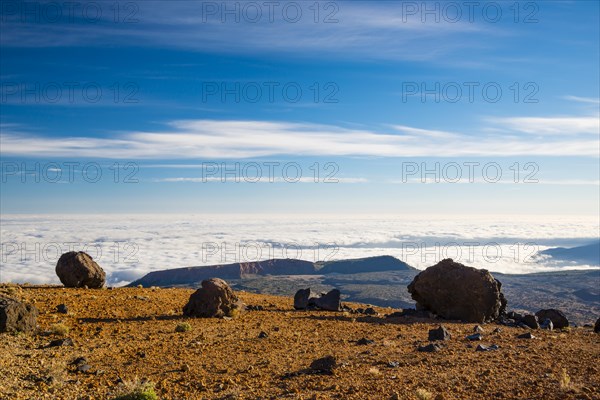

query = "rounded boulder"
55;251;106;289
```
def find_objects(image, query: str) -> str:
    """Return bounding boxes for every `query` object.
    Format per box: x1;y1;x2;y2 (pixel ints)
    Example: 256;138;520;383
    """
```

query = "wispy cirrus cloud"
0;1;495;62
487;115;600;135
1;114;599;159
563;96;600;105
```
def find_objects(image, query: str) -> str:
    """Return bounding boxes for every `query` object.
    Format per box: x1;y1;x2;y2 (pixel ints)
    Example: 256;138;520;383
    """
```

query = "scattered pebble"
476;344;499;352
418;343;442;353
466;333;482;341
517;332;535;339
429;325;451;341
356;338;375;345
47;338;74;348
56;304;68;314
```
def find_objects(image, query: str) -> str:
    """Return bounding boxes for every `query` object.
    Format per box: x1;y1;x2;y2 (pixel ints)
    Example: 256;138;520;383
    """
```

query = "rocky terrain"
1;283;599;400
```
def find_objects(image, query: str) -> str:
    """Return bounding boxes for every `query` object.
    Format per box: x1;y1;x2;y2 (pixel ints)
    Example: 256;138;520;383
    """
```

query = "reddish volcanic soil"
1;284;599;399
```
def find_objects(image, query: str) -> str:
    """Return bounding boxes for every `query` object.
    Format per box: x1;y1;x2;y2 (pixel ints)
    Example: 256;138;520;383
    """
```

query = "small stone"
522;314;539;329
493;327;502;333
182;364;190;372
473;325;484;333
56;304;68;314
517;332;535;339
356;338;374;345
258;331;268;339
429;325;451;341
363;307;377;315
466;333;482;341
418;343;442;352
72;357;87;366
309;355;337;374
77;364;91;373
476;344;499;352
387;361;400;368
47;337;74;347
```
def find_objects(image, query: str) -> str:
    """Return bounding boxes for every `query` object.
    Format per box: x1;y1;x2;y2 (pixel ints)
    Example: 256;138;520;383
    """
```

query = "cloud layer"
1;214;598;286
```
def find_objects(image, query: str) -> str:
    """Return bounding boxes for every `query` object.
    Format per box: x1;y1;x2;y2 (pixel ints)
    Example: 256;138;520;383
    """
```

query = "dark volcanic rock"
595;318;600;333
182;278;244;318
310;355;337;374
535;309;569;329
522;314;539;329
294;289;313;310
507;311;524;322
47;337;74;347
517;332;535;339
363;307;377;316
0;296;38;333
56;304;68;314
407;259;507;323
386;309;436;319
418;343;442;352
466;333;483;341
55;251;105;288
356;338;375;345
428;325;451;341
476;344;499;352
311;289;342;311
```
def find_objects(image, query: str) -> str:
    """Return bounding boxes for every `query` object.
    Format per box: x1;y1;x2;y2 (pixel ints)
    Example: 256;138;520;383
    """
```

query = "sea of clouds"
1;214;598;286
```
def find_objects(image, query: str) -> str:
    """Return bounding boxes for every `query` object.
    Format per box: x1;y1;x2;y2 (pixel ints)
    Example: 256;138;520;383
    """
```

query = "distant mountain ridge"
128;255;415;287
539;241;600;266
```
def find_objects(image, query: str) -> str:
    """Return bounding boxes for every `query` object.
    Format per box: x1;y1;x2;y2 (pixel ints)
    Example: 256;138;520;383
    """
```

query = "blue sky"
0;0;598;215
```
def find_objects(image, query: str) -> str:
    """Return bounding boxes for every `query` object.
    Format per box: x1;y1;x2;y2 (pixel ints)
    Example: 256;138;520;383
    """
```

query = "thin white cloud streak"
488;115;600;135
154;177;368;183
391;179;600;185
563;96;600;104
1;117;599;159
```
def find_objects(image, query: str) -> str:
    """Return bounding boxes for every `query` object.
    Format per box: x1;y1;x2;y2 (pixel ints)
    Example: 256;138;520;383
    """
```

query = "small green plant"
114;379;158;400
227;307;241;319
415;388;433;400
50;323;69;336
175;322;192;333
559;368;571;390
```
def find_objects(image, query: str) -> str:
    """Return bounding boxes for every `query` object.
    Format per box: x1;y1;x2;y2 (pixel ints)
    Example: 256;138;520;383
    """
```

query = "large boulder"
0;296;38;333
595;317;600;333
294;288;313;310
183;278;244;318
311;289;342;311
407;259;507;323
55;251;105;288
293;288;342;311
535;309;569;329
